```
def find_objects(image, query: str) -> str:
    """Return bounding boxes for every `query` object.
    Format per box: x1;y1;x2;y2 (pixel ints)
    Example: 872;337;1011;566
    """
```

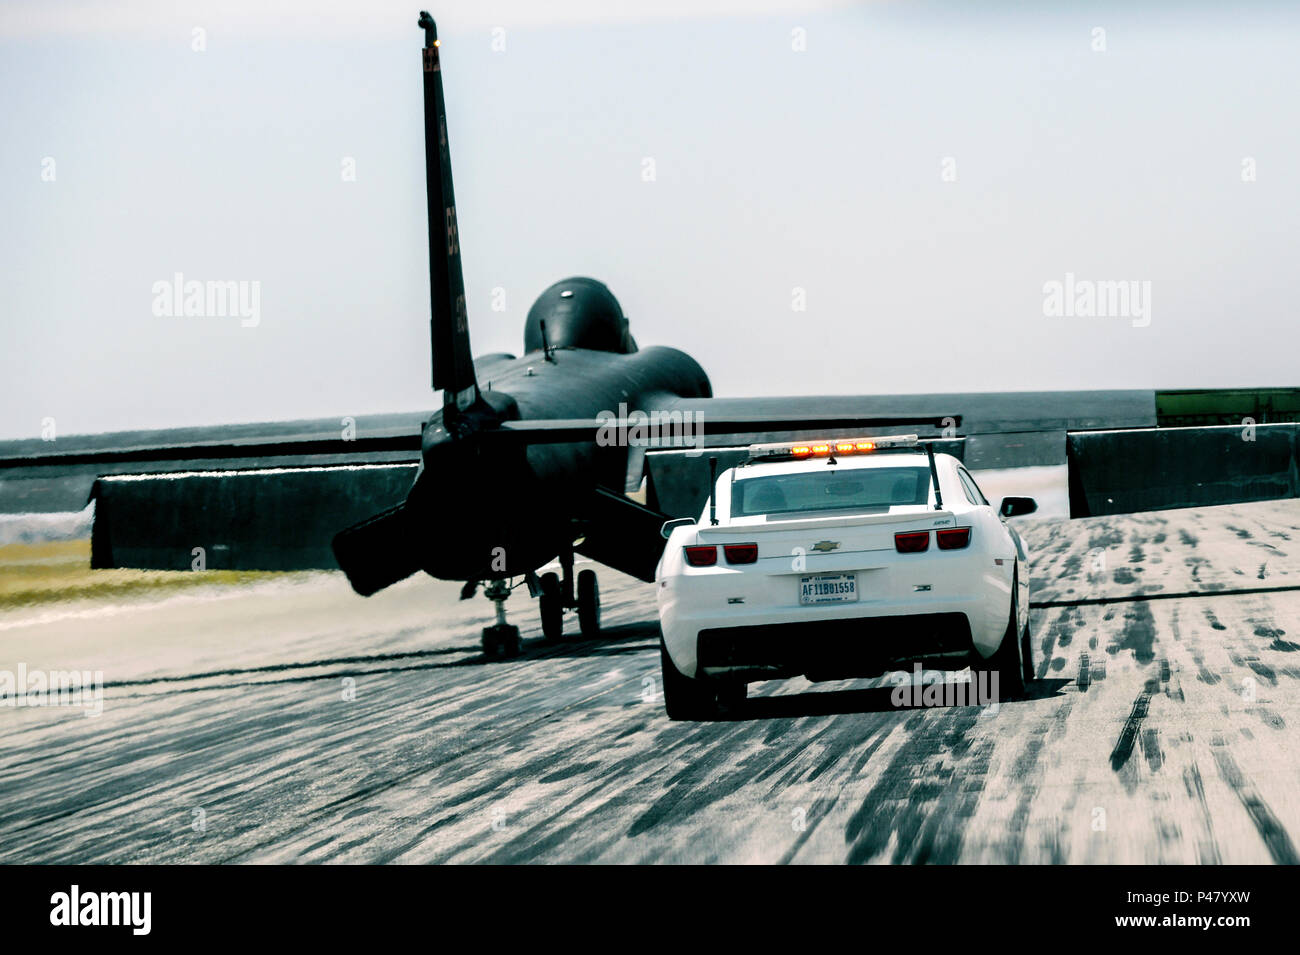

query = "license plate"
799;573;857;605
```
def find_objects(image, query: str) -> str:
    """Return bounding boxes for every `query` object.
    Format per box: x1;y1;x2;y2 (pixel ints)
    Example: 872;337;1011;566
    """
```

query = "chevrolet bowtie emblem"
811;540;840;553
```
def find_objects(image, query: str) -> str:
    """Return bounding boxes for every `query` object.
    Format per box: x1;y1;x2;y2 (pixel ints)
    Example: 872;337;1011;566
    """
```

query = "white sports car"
655;435;1037;719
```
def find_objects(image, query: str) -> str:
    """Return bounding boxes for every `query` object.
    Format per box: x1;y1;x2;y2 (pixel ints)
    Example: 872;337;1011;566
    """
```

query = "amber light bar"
746;433;920;462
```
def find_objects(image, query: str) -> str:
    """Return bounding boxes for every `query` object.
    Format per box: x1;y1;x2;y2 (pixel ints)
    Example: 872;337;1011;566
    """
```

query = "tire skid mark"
620;716;822;843
220;675;641;864
1182;764;1222;865
775;728;895;865
1141;727;1164;771
1002;708;1061;864
1208;742;1300;865
382;698;721;863
1110;681;1156;775
1192;650;1220;685
1249;707;1286;731
842;708;986;864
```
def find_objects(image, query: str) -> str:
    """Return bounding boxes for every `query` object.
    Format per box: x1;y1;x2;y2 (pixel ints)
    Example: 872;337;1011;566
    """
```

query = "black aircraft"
0;13;960;657
329;13;960;654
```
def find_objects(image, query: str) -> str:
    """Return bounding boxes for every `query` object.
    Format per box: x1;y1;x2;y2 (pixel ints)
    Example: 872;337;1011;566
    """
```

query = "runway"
1;498;1298;864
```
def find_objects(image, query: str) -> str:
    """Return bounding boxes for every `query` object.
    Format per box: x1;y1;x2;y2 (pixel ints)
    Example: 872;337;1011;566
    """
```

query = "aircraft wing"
0;400;961;578
17;391;1283;582
485;407;960;446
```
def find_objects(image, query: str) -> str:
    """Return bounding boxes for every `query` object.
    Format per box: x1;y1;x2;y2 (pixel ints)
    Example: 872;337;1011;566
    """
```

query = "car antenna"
926;441;943;510
708;456;719;525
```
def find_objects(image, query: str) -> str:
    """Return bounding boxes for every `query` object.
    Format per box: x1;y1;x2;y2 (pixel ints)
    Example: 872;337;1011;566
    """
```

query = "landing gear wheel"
576;569;600;639
660;638;719;721
481;623;521;658
538;572;564;642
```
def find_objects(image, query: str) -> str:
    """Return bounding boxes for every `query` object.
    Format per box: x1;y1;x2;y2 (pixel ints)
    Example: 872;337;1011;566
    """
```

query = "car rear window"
731;466;931;518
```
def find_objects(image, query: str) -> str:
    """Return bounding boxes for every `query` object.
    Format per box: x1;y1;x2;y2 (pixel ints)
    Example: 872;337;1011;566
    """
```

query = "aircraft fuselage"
411;344;711;581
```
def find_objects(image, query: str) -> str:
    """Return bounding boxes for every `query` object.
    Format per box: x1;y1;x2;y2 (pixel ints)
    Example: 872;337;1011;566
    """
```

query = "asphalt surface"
1;498;1298;864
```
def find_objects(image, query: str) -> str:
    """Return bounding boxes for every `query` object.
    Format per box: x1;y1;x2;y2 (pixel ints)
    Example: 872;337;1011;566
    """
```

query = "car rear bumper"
696;611;976;681
657;556;1012;679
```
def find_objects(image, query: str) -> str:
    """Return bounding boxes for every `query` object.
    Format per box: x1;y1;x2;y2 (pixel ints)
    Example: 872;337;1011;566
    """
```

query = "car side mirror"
999;496;1037;518
660;517;696;539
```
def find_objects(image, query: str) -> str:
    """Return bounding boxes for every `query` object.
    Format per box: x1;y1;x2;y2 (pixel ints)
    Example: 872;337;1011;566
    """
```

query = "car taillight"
684;545;717;567
895;531;929;553
723;543;758;564
937;527;971;550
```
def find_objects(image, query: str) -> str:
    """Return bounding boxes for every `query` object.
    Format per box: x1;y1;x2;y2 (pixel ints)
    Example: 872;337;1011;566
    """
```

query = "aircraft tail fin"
419;13;479;415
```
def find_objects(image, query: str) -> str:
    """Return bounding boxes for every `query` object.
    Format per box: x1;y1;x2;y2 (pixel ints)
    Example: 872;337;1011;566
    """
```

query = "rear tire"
660;639;718;721
577;569;600;639
716;680;747;712
1020;621;1034;686
987;591;1026;700
539;572;564;642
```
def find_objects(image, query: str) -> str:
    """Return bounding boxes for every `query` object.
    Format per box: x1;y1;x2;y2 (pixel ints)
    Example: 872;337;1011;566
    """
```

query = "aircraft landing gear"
538;571;564;642
480;579;521;658
537;548;602;642
576;568;600;639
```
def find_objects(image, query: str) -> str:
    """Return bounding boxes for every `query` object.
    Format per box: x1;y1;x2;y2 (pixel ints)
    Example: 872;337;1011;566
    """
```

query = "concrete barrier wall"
965;431;1066;469
91;464;418;570
0;450;420;514
1066;425;1299;518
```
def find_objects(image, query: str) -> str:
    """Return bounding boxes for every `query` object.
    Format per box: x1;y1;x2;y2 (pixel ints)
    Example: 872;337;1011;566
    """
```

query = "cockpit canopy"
524;277;637;355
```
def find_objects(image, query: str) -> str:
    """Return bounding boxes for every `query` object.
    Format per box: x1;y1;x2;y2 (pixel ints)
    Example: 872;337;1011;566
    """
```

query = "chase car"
655;435;1037;719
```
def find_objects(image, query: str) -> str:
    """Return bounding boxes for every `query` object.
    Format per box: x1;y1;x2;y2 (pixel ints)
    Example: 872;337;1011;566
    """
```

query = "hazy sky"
3;0;1298;440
